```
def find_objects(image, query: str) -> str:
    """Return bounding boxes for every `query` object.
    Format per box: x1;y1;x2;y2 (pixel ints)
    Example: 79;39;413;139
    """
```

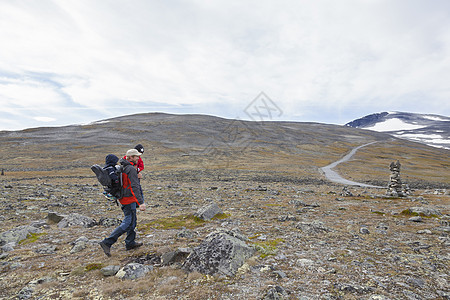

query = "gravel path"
321;141;385;188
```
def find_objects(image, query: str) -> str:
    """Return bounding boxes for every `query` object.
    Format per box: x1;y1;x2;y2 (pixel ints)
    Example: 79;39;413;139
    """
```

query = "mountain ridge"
345;111;450;149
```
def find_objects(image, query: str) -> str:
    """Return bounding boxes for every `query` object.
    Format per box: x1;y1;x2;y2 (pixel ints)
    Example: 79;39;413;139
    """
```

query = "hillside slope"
0;113;448;187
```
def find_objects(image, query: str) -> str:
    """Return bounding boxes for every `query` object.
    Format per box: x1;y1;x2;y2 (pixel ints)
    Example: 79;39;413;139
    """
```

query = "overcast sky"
1;0;449;131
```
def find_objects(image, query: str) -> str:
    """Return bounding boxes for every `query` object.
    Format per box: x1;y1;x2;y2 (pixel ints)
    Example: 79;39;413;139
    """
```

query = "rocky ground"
0;114;448;299
0;170;449;299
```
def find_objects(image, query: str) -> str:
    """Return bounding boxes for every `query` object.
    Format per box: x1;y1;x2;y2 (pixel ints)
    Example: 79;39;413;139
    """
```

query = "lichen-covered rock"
194;202;223;221
182;229;255;276
98;217;121;227
0;225;42;246
57;213;96;228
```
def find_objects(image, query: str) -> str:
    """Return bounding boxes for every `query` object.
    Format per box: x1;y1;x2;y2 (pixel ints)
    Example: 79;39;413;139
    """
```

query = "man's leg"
124;206;137;249
101;203;134;248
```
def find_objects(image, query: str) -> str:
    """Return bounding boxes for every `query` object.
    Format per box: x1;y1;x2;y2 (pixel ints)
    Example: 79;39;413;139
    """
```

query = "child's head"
105;154;119;166
134;144;144;154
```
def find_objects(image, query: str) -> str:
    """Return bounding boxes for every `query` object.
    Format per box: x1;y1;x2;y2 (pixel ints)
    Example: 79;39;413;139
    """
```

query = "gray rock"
409;206;442;217
295;220;332;234
409;216;423;222
402;290;421;300
360;227;370;234
1;242;16;252
264;286;287;300
17;285;34;300
161;248;191;266
47;212;65;224
72;236;89;244
0;225;42;246
101;265;120;276
407;277;425;288
296;258;315;267
98;217;121;227
278;215;297;222
57;213;96;228
70;241;87;254
368;295;391;300
194;202;223;221
17;277;53;300
273;270;287;279
34;244;56;254
115;263;152;280
182;229;255;276
30;220;48;228
176;228;195;239
340;186;353;197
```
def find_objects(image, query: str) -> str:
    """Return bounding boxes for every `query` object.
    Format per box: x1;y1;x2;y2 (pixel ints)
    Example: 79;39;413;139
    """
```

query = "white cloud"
33;116;56;122
0;0;449;130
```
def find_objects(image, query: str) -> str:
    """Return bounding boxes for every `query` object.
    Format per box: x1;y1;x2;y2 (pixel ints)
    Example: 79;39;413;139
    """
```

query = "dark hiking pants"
102;202;137;248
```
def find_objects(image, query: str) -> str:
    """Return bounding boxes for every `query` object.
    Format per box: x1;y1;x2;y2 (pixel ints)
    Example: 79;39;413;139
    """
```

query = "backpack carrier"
91;164;124;205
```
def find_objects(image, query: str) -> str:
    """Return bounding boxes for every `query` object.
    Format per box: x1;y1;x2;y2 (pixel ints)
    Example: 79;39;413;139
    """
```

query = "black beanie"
134;144;144;153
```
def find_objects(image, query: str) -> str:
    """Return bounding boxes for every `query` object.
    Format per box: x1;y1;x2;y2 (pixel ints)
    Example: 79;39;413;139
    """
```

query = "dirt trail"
321;141;385;188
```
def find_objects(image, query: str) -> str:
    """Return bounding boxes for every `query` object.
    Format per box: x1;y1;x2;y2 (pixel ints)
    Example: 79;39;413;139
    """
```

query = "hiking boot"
99;241;111;257
103;193;117;201
126;242;143;251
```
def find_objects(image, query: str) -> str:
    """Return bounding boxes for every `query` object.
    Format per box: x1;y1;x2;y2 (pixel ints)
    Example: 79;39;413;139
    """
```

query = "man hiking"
99;149;146;257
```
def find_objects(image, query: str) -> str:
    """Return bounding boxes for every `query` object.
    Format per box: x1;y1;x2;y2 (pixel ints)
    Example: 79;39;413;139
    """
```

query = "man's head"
125;148;142;164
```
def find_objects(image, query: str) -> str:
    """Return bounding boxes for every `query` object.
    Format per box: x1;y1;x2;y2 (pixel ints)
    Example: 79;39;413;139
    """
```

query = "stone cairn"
387;160;409;197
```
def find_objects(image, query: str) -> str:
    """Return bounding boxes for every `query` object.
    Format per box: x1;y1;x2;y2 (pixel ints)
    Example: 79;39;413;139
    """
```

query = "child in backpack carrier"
103;154;121;201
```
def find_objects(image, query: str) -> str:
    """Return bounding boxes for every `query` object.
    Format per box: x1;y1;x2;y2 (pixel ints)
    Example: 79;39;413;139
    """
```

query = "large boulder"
57;213;96;228
182;229;255;276
0;225;42;246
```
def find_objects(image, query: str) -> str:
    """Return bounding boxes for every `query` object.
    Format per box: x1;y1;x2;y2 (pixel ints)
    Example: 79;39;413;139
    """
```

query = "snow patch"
84;120;110;125
424;115;448;122
364;118;426;132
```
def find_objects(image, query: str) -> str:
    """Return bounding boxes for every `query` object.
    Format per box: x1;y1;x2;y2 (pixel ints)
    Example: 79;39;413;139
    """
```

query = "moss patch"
211;213;231;220
19;232;47;245
139;214;206;231
253;238;284;258
85;263;104;271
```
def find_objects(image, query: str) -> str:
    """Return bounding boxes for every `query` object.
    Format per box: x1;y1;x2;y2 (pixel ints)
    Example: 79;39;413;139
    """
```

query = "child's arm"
136;157;144;173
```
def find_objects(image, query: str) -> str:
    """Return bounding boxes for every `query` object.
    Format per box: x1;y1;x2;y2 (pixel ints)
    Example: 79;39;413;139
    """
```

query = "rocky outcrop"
182;229;255;276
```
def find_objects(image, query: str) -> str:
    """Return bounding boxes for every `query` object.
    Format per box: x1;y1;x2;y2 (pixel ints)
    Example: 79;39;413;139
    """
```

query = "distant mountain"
346;112;450;149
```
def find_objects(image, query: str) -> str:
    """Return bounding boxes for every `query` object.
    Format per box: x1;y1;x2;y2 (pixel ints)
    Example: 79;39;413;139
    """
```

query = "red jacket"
136;157;144;173
118;158;143;205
